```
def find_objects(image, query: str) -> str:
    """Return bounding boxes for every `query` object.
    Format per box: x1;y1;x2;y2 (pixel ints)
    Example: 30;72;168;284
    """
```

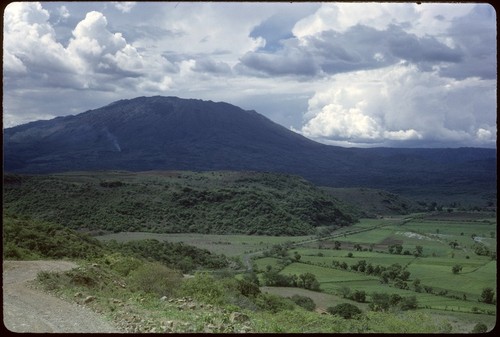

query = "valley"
3;170;496;333
2;97;496;332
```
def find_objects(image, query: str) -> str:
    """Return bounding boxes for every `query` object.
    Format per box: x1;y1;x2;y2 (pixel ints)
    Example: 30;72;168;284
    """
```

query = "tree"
357;260;367;273
242;271;260;286
449;241;459;249
400;296;418;310
480;287;495;304
414;245;423;257
293;251;301;262
334;241;341;250
452;264;463;274
370;292;391;312
389;294;402;306
413;278;422;292
327;303;362;319
338;286;351;299
400;270;411;281
289;295;316;311
299;272;320;290
471;323;488;333
350;290;366;303
237;278;261;297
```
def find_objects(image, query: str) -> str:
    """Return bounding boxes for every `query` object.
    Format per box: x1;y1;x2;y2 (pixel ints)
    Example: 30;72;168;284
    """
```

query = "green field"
96;211;496;328
97;232;313;257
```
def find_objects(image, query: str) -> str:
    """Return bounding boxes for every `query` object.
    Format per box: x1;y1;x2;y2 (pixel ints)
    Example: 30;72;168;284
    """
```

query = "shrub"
254;293;295;313
400;296;418;310
103;253;143;276
128;262;182;297
36;271;66;291
370;292;391;312
471;323;488;333
180;272;227;305
236;278;261;298
350;290;366;303
289;295;316;311
479;287;495;304
327;303;362;319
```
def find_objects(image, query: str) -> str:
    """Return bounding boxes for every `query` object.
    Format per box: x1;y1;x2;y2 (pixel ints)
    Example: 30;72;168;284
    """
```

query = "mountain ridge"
3;96;496;203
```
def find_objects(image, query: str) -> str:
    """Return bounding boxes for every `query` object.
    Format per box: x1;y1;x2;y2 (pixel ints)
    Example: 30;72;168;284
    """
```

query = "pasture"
96;211;496;320
96;232;313;257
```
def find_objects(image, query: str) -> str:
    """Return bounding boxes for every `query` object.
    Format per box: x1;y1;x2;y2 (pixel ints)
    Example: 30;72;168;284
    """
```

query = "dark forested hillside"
3;171;357;236
3;96;496;203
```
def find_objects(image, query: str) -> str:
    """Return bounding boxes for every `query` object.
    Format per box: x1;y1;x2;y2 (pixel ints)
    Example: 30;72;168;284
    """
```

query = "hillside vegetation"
2;213;232;274
3;171;357;236
3;212;456;333
321;187;424;217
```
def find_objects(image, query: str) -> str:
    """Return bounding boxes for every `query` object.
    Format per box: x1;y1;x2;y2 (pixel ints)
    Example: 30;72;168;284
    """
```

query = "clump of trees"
388;244;423;257
369;292;418;312
332;261;412;289
338;287;366;303
262;267;320;291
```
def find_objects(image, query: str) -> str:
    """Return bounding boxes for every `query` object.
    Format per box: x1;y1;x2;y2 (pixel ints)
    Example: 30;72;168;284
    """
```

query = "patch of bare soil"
2;260;122;333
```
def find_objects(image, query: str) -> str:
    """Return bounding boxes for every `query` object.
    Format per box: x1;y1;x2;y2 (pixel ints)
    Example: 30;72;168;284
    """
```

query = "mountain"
3;96;496;203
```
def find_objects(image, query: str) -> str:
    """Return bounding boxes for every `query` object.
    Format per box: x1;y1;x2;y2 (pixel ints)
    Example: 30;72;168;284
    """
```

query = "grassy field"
97;232;314;257
95;211;496;328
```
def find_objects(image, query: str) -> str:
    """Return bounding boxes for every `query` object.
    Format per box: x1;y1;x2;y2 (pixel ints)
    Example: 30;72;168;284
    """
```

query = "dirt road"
3;260;122;333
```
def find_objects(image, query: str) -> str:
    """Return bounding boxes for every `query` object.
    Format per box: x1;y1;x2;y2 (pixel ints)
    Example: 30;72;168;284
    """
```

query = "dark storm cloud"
239;23;466;78
237;39;320;77
438;5;496;80
192;58;232;75
249;3;320;52
385;25;463;63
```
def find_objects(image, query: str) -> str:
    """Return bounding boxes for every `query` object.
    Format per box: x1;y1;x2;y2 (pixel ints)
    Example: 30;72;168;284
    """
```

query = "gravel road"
3;260;122;333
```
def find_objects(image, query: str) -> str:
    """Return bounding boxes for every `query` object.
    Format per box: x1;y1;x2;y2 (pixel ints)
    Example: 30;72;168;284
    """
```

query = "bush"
471;323;488;333
103;253;143;276
289;295;316;311
180;272;227;305
128;262;183;297
452;264;462;274
236;278;261;298
254;293;295;313
327;303;362;319
400;296;418;310
350;290;366;303
479;287;495;304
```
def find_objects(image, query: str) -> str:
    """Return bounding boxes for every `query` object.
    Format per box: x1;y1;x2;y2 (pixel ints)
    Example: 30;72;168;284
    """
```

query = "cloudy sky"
3;1;497;148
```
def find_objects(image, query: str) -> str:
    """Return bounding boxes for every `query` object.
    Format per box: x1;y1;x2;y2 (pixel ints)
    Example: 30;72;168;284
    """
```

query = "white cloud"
2;2;496;148
292;3;477;40
67;11;144;75
300;63;496;147
113;2;136;13
57;5;70;19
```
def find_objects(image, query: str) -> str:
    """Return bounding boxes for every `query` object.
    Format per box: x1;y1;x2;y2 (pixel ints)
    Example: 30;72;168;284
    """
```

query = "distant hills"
3;171;358;235
3;96;496;204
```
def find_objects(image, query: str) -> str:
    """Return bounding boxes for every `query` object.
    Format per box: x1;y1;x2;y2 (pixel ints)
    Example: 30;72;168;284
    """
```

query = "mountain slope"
3;96;496;201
